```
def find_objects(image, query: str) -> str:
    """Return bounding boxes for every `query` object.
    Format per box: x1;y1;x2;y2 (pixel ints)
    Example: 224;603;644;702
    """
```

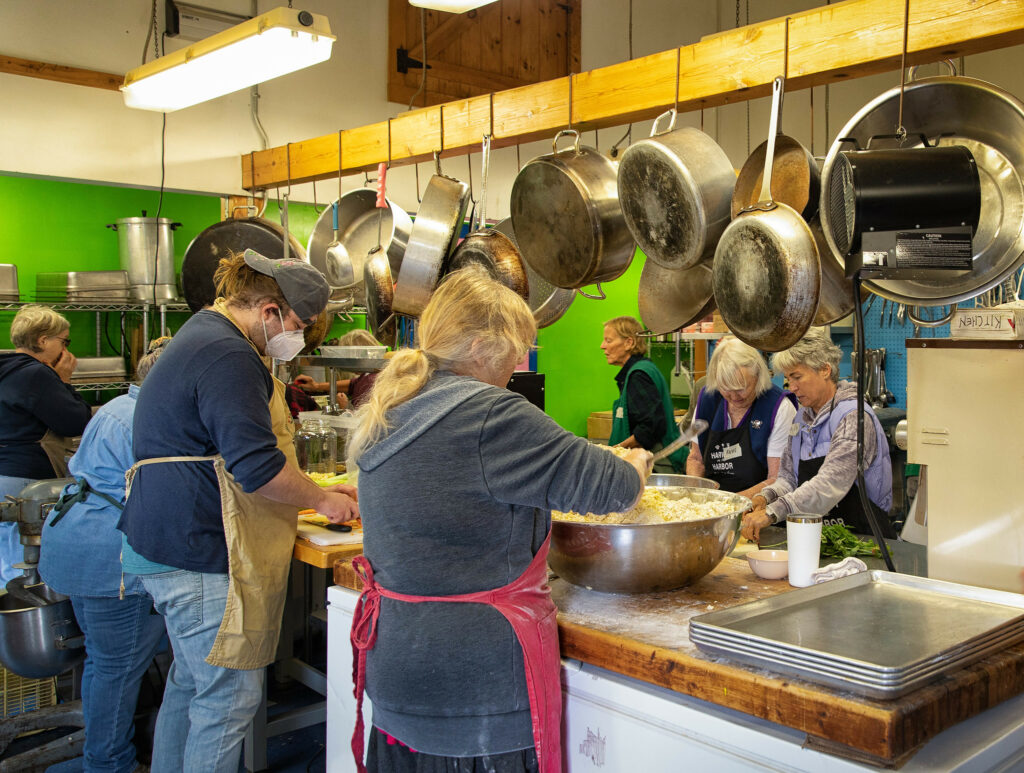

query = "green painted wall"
0;173;687;429
535;256;693;437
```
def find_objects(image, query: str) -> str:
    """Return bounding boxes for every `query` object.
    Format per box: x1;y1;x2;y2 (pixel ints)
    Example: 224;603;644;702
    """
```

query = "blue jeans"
141;570;264;773
70;594;167;773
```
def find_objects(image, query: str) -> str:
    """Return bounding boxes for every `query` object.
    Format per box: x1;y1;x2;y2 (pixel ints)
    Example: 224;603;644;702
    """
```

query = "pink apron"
350;534;561;773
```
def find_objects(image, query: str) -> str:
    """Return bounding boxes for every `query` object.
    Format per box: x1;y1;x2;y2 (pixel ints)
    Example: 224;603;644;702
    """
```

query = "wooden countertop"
293;537;363;569
333;551;1024;766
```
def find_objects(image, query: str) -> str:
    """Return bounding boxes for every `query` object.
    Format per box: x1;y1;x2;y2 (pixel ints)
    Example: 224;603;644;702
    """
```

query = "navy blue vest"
695;385;795;467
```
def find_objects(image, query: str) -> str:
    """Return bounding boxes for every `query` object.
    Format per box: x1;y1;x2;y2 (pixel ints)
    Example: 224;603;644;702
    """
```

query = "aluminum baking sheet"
690;631;1024;700
690;625;1024;684
689;618;1024;679
689;571;1024;674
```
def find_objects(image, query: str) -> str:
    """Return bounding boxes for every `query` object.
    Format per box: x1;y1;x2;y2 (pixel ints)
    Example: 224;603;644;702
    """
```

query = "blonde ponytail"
348;267;536;465
347;348;434;463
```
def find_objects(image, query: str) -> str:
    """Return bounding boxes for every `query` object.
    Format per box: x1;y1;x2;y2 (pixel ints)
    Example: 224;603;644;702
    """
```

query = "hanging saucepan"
510;129;636;296
494;219;574;327
363;247;397;348
181;217;306;313
307;188;413;293
392;172;471;317
638;259;716;335
713;76;821;352
617;110;736;270
731;101;820;221
447;137;530;300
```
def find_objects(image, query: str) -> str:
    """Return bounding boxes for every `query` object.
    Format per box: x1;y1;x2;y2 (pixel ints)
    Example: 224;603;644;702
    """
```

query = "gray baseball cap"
243;249;330;322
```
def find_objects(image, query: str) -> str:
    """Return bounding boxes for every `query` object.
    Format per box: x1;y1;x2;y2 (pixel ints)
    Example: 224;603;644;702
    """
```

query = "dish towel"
811;556;868;584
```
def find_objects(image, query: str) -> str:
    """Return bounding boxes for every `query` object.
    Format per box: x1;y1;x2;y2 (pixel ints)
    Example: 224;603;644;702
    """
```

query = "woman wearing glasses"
741;329;895;543
0;305;92;582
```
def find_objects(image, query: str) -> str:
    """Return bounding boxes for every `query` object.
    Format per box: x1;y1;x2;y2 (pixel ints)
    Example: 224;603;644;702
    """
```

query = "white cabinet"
328;584;1024;772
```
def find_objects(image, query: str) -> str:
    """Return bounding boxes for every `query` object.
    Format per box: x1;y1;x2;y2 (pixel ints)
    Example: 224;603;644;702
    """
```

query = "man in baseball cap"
118;249;354;771
243;248;330;324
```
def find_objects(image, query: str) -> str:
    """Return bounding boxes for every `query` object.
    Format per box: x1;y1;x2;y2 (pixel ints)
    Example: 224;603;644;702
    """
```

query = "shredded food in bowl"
553;445;736;525
553;489;737;525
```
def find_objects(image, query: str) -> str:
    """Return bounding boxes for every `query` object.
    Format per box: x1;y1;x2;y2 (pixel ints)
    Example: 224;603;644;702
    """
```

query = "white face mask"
263;308;305;361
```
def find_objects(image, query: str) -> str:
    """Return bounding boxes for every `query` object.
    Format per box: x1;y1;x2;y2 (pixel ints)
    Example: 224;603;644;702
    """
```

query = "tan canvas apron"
125;302;300;669
39;427;76;477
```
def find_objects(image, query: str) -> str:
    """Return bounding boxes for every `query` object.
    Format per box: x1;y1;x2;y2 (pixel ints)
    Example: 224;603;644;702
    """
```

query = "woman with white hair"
347;268;652;773
742;329;895;543
686;337;796;498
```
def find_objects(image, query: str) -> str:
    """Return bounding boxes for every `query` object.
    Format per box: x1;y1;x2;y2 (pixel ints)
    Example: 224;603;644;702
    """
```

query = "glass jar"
295;419;337;476
315;420;338;475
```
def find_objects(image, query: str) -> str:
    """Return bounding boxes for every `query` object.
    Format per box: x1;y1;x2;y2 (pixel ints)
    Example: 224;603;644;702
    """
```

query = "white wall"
2;0;1023;221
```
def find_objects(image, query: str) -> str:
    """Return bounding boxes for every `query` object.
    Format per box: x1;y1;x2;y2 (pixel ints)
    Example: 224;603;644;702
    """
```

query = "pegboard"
833;266;1024;409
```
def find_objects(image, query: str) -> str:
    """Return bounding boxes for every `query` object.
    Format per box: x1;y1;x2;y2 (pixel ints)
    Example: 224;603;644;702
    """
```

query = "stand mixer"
0;477;87;771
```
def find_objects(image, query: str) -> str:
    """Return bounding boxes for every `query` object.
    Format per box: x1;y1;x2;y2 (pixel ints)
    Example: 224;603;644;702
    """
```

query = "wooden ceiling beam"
242;0;1024;191
0;54;122;91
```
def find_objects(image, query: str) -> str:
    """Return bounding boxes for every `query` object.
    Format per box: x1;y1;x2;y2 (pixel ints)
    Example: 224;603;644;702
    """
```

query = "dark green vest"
608;359;687;472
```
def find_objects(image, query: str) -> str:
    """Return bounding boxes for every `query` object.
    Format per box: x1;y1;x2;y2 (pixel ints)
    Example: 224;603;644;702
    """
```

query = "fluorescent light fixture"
408;0;498;12
121;6;335;112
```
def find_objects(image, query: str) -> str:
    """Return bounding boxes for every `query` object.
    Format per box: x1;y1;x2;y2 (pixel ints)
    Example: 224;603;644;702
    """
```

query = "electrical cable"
852;273;897;571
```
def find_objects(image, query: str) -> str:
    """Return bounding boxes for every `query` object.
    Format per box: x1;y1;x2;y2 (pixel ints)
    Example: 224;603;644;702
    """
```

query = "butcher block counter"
332;544;1024;769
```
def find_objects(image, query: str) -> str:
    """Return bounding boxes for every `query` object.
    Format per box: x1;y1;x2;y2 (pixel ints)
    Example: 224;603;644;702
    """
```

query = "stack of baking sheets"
689;571;1024;699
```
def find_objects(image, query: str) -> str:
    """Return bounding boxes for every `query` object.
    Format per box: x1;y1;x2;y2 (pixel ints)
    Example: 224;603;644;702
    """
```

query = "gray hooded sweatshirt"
357;371;641;757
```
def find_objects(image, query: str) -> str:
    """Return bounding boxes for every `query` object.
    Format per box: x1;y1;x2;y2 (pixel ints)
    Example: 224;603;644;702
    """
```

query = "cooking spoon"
325;201;356;286
652;418;709;463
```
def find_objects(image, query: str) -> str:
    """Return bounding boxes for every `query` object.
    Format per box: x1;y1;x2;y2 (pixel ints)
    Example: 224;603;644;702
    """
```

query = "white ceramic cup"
786;513;823;588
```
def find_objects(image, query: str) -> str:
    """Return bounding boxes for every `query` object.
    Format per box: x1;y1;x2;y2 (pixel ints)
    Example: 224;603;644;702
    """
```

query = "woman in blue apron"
686;337;796;498
742;330;895;543
602;316;686;473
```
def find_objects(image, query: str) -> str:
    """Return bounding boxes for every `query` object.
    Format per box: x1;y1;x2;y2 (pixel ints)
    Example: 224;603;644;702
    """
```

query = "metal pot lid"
181;217;306;313
493;219;574;327
392;174;471;318
713;207;821;352
306;189;412;292
638;259;715;335
510;142;634;289
819;76;1024;305
618;126;735;270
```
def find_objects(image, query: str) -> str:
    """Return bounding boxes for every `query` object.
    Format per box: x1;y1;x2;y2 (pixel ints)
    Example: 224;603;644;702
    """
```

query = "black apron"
705;419;766;493
796;455;897;538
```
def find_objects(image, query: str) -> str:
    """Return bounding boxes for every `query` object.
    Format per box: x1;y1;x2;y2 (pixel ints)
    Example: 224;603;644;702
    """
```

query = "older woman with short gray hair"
742;329;895;542
687;337;796;498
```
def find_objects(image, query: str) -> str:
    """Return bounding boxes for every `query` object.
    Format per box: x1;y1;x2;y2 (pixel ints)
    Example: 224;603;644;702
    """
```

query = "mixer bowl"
0;584;85;678
549;485;750;594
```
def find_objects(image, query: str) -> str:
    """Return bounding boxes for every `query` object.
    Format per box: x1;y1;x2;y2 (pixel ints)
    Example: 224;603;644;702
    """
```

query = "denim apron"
125;300;300;669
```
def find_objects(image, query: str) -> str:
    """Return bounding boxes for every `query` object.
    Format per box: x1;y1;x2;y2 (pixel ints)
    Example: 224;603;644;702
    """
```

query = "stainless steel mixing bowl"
549;484;750;594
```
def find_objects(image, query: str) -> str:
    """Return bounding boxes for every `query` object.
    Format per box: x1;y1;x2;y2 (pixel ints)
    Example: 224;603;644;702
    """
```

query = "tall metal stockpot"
106;214;181;301
617;110;736;270
510;130;635;293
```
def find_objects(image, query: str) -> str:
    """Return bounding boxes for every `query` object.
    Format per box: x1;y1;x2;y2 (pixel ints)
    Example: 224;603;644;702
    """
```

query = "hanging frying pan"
731;98;820;220
181;217;306;313
638;259;715;335
392;173;471;317
713;77;821;352
363;247;397;348
494;219;574;328
446;138;530;301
